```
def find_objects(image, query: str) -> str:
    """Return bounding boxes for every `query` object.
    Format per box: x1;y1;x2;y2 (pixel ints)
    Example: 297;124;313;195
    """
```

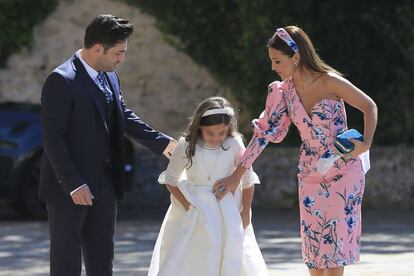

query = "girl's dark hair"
84;14;134;52
267;26;342;76
184;97;239;168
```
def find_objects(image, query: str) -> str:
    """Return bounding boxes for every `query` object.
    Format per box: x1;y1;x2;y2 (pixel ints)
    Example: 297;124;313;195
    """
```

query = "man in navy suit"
39;14;175;276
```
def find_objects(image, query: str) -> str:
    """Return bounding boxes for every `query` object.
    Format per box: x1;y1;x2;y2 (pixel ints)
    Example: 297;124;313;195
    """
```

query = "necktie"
96;72;113;103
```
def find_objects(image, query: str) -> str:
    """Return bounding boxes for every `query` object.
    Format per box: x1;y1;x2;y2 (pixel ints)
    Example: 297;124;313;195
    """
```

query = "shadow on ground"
0;205;413;276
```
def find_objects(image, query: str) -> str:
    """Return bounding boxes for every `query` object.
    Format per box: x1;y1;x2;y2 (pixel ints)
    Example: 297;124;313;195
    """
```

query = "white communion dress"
148;136;269;276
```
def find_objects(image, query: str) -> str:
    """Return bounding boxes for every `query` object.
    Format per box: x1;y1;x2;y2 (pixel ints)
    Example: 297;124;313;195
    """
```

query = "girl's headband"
276;28;298;53
202;107;234;117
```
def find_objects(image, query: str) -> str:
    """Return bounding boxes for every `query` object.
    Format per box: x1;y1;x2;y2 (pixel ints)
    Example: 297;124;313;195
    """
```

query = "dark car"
0;102;135;219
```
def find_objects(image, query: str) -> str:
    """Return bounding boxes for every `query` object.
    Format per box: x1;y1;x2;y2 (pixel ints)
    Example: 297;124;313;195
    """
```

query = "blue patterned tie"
96;72;113;103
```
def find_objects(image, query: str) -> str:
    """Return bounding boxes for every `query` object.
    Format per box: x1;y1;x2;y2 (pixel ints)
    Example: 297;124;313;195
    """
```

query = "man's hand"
163;139;177;159
71;185;94;206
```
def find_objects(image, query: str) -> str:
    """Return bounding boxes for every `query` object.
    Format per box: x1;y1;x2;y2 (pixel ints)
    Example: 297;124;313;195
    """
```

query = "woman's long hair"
183;96;239;168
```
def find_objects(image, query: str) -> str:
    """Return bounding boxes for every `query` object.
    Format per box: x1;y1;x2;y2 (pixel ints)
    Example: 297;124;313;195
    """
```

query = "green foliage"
0;0;58;66
127;0;413;145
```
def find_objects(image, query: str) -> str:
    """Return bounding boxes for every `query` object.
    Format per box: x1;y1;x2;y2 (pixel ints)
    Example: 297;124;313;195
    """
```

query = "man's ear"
92;43;104;54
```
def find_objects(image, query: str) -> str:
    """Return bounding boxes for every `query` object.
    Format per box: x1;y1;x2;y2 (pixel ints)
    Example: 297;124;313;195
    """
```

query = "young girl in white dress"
148;97;268;276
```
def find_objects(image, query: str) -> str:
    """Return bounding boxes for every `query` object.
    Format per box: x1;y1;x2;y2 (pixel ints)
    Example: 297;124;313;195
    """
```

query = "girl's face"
200;123;230;148
268;47;298;80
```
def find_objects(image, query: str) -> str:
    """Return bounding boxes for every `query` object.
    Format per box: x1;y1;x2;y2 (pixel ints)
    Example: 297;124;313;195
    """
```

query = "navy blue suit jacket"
39;54;171;201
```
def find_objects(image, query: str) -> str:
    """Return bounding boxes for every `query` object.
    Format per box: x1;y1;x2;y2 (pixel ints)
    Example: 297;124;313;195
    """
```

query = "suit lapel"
72;56;108;133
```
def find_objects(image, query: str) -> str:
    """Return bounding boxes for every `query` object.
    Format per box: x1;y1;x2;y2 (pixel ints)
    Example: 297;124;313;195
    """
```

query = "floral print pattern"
241;77;365;268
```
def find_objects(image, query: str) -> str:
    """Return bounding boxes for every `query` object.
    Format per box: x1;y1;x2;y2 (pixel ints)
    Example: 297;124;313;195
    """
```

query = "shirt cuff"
70;184;87;196
163;139;177;159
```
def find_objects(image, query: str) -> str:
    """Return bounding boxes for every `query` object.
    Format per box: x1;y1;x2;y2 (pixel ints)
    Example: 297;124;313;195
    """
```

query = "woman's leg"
308;268;324;276
308;266;344;276
324;267;344;276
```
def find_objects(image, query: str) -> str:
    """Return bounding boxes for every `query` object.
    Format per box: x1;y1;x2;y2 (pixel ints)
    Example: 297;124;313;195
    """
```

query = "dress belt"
191;183;213;187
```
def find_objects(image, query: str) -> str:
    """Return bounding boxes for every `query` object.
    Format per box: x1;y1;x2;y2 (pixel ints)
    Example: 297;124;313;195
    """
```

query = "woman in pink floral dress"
213;26;377;276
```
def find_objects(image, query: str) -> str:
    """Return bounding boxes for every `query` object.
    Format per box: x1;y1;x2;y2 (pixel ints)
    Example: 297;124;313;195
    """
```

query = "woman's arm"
325;74;378;157
214;82;291;200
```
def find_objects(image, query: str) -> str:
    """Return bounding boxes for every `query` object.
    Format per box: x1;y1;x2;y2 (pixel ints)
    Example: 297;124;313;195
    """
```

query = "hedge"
119;0;413;145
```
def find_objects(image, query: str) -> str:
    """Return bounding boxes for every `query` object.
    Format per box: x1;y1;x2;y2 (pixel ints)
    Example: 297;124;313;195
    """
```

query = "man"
39;14;175;276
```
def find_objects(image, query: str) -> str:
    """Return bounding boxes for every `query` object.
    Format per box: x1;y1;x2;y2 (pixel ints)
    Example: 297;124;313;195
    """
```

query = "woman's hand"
241;210;251;229
349;139;370;158
213;164;247;200
213;174;239;200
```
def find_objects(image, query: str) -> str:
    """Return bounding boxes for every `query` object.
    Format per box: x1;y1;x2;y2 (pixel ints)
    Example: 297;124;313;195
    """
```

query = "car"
0;102;135;219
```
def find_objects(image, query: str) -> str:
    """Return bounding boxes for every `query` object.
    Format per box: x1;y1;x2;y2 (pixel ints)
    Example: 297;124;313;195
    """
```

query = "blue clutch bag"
334;129;364;154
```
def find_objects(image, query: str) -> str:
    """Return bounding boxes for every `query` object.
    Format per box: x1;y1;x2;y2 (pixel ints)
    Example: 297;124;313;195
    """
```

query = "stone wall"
120;145;414;211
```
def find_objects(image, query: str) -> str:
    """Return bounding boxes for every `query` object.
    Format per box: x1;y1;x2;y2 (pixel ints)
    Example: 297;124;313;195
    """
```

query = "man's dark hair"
84;14;134;51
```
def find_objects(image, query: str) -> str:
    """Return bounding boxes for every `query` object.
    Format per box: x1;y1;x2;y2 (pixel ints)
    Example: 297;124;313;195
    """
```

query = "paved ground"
0;206;413;276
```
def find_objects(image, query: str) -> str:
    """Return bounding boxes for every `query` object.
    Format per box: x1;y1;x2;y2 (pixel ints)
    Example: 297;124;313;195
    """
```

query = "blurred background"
0;1;413;275
0;0;413;217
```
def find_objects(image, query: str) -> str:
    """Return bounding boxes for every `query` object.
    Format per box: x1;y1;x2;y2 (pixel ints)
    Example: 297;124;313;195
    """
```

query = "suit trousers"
46;169;117;276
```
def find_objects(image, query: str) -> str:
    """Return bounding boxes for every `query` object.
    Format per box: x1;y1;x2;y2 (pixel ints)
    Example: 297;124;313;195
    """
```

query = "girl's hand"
241;210;251;229
213;175;239;200
182;200;192;211
349;139;370;158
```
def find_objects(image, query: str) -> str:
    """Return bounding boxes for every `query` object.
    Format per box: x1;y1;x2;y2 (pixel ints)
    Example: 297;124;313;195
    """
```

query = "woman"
213;26;377;276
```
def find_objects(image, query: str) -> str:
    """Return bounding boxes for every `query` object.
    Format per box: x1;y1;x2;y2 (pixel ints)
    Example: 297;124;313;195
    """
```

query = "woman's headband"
202;107;234;117
276;28;298;53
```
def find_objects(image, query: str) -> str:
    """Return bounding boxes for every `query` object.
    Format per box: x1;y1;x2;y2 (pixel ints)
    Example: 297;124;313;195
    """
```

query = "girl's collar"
197;142;222;150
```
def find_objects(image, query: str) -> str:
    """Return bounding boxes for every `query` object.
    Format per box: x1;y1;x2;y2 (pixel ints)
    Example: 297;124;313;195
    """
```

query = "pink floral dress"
241;78;365;269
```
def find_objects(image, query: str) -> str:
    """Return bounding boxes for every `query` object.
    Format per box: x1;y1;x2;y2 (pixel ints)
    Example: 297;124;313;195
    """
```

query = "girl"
148;97;268;276
214;26;377;276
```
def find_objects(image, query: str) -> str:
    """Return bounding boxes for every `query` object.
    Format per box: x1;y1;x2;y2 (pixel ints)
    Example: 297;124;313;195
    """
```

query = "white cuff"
241;167;261;188
70;184;87;196
163;139;177;159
